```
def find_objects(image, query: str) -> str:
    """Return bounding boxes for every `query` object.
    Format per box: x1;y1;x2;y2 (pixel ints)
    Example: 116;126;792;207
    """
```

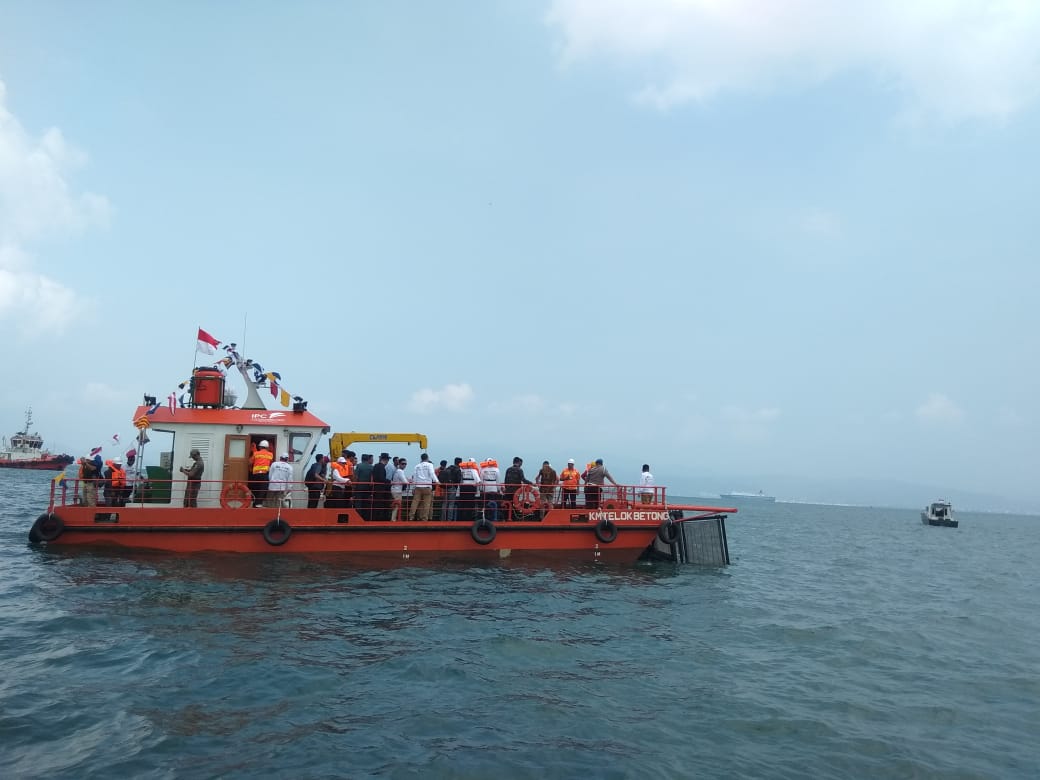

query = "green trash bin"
143;466;173;504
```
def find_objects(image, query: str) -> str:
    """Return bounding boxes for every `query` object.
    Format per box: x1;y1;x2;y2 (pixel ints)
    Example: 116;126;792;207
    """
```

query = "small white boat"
921;500;958;528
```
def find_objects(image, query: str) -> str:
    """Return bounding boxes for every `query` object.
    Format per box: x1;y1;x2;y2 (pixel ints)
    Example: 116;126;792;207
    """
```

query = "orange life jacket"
331;461;350;479
251;449;274;475
560;467;580;488
110;466;126;488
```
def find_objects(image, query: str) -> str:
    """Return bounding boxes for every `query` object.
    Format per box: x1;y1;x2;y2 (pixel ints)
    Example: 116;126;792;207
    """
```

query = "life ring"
512;485;539;515
594;518;618;544
262;519;292;546
658;519;679;545
29;513;64;543
471;518;496;545
220;482;251;510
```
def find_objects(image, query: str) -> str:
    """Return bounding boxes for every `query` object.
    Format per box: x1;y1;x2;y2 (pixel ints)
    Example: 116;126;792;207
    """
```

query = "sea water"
1;470;1038;778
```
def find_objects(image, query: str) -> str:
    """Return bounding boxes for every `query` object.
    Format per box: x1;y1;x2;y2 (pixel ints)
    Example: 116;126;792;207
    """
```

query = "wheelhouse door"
224;435;250;484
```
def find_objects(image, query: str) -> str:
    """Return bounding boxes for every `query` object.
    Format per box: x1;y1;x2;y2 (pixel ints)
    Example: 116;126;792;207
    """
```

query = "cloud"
0;78;111;335
407;382;475;414
915;393;964;424
546;0;1040;121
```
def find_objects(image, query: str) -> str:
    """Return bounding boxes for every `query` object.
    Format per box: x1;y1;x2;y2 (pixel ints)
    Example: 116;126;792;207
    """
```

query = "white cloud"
0;78;111;335
407;382;475;414
915;393;964;424
546;0;1040;121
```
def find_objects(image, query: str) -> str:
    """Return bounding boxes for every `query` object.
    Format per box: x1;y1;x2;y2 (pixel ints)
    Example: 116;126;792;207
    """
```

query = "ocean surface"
2;470;1038;779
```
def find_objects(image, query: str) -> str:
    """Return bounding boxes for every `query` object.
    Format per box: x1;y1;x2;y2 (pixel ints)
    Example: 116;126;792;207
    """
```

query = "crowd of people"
75;450;142;507
293;451;658;522
76;440;659;518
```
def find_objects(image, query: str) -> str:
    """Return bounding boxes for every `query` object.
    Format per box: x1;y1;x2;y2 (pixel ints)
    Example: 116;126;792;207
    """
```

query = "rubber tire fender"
220;482;252;510
658;519;679;545
29;513;64;543
471;518;496;545
262;519;292;546
594;518;618;544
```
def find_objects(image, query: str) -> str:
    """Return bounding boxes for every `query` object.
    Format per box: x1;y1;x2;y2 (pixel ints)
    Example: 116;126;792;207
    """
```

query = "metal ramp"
646;513;730;565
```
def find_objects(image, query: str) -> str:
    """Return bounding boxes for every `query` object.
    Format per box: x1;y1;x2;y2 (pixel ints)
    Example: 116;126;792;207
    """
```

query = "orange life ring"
512;485;539;515
220;482;251;510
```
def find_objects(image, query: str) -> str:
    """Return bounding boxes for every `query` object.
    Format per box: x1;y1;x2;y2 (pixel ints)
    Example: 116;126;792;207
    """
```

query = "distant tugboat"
0;408;74;471
921;500;958;528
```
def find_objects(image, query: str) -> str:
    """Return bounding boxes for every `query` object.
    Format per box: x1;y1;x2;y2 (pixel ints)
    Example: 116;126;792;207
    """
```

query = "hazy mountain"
662;471;1040;515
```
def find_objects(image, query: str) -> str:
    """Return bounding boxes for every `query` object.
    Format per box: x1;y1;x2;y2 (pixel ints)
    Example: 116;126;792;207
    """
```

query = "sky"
1;1;1039;510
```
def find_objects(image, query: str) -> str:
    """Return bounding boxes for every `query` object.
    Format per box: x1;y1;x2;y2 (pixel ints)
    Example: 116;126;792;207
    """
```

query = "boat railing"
48;477;674;511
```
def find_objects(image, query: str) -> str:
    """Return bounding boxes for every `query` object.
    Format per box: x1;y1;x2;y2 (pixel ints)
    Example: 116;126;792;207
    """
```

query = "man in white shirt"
390;458;410;520
479;458;501;522
638;464;655;504
409;453;439;521
267;453;295;507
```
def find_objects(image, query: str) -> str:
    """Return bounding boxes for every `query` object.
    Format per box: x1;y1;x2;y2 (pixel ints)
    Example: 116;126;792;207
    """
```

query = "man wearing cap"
372;453;392;520
390;457;409;520
559;459;580;509
267;452;294;508
409;453;439;522
354;454;375;520
249;440;274;507
179;449;204;507
582;458;618;509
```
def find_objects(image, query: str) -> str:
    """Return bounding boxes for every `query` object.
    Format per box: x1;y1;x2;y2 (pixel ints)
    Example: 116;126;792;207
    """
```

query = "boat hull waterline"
30;503;734;561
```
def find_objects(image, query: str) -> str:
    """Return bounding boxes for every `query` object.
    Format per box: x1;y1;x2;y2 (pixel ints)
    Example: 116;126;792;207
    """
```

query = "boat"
921;500;958;528
1;408;74;471
27;343;737;563
719;490;776;502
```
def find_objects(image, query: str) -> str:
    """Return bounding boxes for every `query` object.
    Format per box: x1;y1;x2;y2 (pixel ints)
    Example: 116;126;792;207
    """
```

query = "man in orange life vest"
559;459;580;509
105;457;127;507
249;439;274;508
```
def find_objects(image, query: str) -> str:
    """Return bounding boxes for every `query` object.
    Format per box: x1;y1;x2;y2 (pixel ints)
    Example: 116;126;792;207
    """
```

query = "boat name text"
588;510;670;523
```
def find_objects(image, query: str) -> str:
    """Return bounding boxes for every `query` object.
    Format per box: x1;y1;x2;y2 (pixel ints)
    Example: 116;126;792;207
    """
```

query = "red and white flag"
167;393;178;415
196;327;220;355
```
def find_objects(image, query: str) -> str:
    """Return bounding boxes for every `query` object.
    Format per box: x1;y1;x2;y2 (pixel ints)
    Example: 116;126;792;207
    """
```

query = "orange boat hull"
32;505;683;562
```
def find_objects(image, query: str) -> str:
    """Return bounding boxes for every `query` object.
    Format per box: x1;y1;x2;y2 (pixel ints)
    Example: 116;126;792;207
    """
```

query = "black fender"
262;519;292;546
594;518;618;544
471;518;496;545
658;519;679;545
29;513;64;543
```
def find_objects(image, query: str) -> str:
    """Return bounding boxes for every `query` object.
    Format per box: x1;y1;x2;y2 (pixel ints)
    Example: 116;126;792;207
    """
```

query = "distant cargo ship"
720;490;776;502
0;408;74;471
